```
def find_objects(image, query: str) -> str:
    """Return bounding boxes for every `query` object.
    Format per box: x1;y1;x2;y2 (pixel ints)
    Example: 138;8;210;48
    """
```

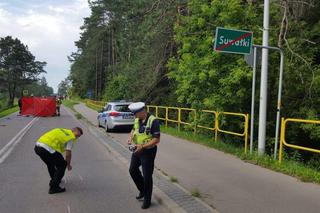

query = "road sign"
214;27;253;55
23;90;28;96
87;90;93;98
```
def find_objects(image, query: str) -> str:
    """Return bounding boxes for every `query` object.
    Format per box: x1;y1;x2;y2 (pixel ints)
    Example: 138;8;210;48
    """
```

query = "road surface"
74;103;320;213
0;107;167;213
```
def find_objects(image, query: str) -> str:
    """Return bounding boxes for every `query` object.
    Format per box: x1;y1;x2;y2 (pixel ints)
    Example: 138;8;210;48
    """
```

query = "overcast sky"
0;0;91;92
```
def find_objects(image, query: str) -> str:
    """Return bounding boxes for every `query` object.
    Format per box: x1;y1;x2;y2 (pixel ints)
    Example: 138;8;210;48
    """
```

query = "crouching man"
34;127;83;194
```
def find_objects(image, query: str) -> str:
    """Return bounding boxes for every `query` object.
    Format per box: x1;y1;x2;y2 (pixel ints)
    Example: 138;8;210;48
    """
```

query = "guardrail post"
194;110;197;135
165;107;168;128
178;108;181;132
244;114;249;154
156;106;158;118
279;117;285;163
215;112;219;142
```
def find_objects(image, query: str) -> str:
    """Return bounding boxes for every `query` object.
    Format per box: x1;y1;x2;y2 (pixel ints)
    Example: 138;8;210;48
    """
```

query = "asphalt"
74;103;320;213
0;113;34;150
0;106;167;213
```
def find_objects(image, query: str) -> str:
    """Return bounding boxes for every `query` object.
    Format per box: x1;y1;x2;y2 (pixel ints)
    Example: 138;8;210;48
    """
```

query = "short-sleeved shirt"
138;114;160;138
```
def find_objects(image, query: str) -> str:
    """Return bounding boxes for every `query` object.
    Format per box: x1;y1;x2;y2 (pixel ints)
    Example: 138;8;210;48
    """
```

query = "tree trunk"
7;83;16;107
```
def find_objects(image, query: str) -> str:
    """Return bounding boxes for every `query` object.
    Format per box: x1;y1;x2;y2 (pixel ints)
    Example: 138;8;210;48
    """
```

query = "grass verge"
191;189;201;198
170;176;179;183
62;99;79;112
161;126;320;184
0;105;19;118
85;102;103;112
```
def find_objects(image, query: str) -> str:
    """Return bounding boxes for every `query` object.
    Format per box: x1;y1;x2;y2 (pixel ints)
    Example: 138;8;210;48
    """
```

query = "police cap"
128;102;146;114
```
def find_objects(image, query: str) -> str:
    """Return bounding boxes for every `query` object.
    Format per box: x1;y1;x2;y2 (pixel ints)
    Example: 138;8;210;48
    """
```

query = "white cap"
128;102;146;114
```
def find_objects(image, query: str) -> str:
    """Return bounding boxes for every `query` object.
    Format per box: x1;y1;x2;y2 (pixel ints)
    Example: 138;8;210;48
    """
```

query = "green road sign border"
214;27;253;55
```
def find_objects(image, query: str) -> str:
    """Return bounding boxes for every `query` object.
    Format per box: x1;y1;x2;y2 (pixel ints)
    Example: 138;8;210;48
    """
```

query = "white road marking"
78;174;84;182
0;117;39;164
67;205;71;213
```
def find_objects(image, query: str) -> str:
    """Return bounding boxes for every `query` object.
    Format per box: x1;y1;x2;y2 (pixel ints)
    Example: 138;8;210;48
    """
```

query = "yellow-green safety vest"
132;115;156;145
38;128;76;154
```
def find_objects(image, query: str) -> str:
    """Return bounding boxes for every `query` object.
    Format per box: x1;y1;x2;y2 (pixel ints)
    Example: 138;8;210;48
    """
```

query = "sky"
0;0;91;93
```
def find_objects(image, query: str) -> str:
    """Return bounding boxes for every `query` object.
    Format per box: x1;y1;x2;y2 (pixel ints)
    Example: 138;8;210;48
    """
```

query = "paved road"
0;113;34;150
75;103;320;213
0;106;166;213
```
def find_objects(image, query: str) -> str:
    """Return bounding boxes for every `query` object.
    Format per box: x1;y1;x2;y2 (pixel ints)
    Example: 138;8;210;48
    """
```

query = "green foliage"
58;78;71;98
24;77;54;97
62;99;80;112
0;105;19;118
70;0;320;163
0;36;46;106
69;0;179;103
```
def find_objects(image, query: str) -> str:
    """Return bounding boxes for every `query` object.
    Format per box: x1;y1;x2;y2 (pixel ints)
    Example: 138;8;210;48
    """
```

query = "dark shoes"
135;192;150;209
49;186;66;194
141;201;151;209
136;192;144;200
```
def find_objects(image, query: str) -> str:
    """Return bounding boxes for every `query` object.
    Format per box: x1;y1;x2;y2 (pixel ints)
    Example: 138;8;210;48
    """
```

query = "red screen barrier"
21;97;56;117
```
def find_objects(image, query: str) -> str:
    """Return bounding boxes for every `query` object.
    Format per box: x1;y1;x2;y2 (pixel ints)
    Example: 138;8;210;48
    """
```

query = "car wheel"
105;121;110;132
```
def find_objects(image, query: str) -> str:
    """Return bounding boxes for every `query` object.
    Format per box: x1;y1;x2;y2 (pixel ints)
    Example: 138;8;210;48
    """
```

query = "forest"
68;0;320;160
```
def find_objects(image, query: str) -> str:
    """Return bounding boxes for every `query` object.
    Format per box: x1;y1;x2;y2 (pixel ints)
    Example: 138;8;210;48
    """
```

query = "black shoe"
141;201;151;209
49;186;66;194
136;192;144;200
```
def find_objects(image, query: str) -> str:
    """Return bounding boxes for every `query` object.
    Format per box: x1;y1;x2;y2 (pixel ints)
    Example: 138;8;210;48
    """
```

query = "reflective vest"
38;128;76;153
56;99;62;106
132;115;156;145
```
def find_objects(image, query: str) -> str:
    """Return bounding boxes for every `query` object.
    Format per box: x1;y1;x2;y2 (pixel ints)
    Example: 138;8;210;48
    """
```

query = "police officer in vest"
128;102;160;209
34;127;83;194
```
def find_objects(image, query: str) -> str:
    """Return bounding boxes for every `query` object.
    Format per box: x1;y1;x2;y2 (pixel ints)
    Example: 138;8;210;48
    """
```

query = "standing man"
34;127;83;194
18;96;22;115
56;96;62;116
128;102;160;209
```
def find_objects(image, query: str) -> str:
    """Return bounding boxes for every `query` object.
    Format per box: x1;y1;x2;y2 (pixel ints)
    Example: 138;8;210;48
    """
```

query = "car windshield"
114;104;131;112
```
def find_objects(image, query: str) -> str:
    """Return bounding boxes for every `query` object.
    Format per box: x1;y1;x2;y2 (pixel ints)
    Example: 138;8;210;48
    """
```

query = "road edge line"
0;117;38;164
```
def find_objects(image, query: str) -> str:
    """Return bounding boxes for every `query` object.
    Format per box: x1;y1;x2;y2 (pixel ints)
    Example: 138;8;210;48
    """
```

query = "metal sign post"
214;27;285;158
249;45;284;157
249;47;257;154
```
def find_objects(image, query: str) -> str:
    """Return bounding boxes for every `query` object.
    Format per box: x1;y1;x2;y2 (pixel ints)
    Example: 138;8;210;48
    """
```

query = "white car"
97;101;135;132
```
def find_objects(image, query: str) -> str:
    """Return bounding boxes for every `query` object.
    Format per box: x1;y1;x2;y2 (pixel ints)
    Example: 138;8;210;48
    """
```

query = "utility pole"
100;40;104;97
258;0;270;155
95;47;98;100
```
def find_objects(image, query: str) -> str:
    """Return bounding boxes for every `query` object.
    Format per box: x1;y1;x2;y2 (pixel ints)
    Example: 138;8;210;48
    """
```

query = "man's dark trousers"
34;146;67;188
129;146;157;203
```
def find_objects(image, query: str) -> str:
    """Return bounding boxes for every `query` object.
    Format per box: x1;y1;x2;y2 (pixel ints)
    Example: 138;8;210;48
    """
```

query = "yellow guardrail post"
215;112;219;142
146;104;251;151
165;107;168;128
216;112;248;152
244;114;249;154
156;106;158;118
178;108;181;132
278;118;320;163
194;110;197;135
279;117;285;163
